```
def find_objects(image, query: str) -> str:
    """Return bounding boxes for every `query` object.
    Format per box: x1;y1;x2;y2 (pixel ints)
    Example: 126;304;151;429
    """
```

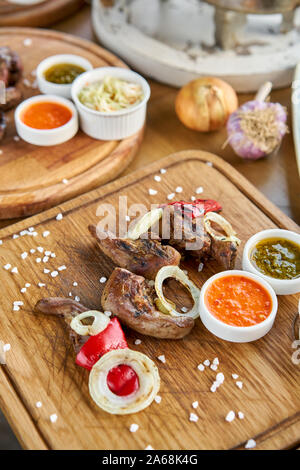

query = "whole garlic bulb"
175;77;238;132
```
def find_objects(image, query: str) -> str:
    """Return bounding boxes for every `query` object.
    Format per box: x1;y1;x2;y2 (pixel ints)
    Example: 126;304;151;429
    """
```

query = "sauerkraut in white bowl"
71;67;150;140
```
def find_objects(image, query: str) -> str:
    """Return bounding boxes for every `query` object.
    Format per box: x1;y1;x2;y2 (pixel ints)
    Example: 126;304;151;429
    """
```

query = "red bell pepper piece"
107;364;139;396
163;199;222;218
76;317;128;371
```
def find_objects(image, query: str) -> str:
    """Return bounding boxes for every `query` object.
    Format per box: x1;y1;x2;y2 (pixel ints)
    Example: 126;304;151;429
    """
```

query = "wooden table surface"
0;3;299;451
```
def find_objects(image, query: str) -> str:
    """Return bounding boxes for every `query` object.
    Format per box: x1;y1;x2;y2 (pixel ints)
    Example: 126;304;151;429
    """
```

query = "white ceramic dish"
15;95;78;146
71;67;150;140
199;270;278;343
291;64;300;176
242;229;300;295
37;54;93;99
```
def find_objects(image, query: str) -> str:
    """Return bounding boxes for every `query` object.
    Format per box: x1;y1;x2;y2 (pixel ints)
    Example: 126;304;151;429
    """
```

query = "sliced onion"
155;266;200;319
127;208;163;240
89;349;160;415
204;212;241;245
70;310;110;336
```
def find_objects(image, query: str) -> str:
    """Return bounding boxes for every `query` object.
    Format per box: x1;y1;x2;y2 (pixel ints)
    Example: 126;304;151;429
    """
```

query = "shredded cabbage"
78;76;144;112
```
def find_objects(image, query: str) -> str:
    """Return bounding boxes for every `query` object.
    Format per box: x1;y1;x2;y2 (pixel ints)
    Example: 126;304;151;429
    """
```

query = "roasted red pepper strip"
161;199;222;218
76;317;128;371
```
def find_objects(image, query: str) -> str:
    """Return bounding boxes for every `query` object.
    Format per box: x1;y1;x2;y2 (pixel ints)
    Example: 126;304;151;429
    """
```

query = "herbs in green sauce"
251;238;300;280
44;63;86;85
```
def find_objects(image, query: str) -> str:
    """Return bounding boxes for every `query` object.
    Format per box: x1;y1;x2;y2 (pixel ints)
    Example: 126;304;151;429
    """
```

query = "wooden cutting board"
0;150;299;450
0;28;143;219
0;1;84;27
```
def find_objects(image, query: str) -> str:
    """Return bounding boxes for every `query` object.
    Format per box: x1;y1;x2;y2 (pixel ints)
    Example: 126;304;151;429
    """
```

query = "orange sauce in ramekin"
205;275;272;327
21;101;72;130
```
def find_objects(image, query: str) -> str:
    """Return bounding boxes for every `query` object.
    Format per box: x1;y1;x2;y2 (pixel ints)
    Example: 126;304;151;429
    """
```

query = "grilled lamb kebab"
0;47;23;86
35;297;88;353
102;267;194;339
160;204;240;270
89;225;181;280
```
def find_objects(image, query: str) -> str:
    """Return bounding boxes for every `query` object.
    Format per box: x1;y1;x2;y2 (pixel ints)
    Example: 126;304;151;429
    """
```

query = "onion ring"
155;266;200;319
127;208;163;240
204;212;241;245
89;349;160;415
70;310;110;336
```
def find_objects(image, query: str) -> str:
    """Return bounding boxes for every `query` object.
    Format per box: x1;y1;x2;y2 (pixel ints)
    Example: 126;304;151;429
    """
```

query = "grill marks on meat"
89;224;181;280
35;297;89;353
161;205;238;270
102;267;194;339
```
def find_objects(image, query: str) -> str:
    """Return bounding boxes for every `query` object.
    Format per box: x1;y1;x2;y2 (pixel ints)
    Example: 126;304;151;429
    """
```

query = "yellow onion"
70;310;110;336
175;77;238;132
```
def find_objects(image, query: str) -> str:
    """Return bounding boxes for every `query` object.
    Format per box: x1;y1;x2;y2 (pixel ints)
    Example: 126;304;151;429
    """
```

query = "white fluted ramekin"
15;95;78;146
37;54;93;98
242;229;300;295
71;67;150;140
199;270;278;343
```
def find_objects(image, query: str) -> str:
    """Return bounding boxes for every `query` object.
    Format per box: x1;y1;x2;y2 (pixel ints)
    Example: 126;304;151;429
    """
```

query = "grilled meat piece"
35;297;88;353
161;205;238;270
0;112;6;141
102;267;194;339
0;47;23;86
89;224;181;280
0;86;22;112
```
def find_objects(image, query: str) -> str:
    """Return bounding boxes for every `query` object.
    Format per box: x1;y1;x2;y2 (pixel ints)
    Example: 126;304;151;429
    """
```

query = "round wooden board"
0;27;144;219
0;0;85;27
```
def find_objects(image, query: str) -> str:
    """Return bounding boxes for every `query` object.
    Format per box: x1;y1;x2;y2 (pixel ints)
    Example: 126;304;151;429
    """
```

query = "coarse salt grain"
43;268;50;274
36;258;41;263
58;265;66;271
154;396;161;404
45;251;51;256
245;439;256;449
175;186;183;193
189;413;198;422
154;175;161;182
236;381;243;390
192;401;198;409
191;196;196;201
62;178;68;184
145;445;153;450
69;292;72;297
181;306;188;313
232;374;239;380
56;213;63;221
203;360;210;367
43;231;50;238
23;38;32;46
0;240;2;245
160;168;166;174
13;136;20;142
134;339;141;345
225;411;235;422
14;301;23;306
198;262;204;272
11;267;18;274
4;264;11;270
50;414;57;423
51;253;56;258
216;373;225;384
21;252;28;260
12;234;19;239
25;283;31;288
238;411;244;419
51;271;58;278
99;276;107;283
129;424;139;433
13;305;20;311
167;193;175;200
157;355;166;363
73;281;78;286
197;364;205;371
20;287;26;293
206;161;213;167
3;344;10;352
75;296;80;302
196;187;203;194
43;256;49;263
213;358;219;365
210;364;218;371
125;215;130;222
38;282;45;287
30;249;36;254
37;247;44;253
149;188;157;196
36;401;42;408
104;311;112;317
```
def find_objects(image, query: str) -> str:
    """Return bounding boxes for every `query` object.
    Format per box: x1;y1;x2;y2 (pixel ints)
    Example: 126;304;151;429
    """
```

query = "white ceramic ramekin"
242;229;300;295
199;270;278;343
37;54;93;98
71;67;151;140
15;94;78;146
